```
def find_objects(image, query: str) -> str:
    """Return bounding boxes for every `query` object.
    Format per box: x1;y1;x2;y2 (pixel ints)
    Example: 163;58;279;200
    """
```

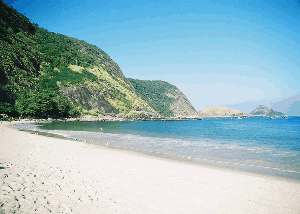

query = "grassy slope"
63;65;156;117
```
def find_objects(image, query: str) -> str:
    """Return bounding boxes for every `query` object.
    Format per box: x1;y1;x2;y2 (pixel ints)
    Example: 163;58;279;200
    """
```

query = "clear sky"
5;0;300;115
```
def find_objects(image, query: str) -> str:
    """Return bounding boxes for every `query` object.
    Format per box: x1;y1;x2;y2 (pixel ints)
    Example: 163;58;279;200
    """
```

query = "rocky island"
249;105;285;117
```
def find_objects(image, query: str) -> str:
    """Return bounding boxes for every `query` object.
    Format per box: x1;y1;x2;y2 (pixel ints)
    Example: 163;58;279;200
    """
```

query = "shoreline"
1;121;300;213
22;129;300;182
15;120;300;181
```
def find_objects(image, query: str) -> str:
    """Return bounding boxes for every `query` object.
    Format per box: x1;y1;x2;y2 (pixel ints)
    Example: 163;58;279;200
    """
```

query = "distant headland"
198;105;287;119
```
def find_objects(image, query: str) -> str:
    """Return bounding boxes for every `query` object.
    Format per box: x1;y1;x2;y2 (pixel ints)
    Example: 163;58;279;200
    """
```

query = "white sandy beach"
0;121;299;213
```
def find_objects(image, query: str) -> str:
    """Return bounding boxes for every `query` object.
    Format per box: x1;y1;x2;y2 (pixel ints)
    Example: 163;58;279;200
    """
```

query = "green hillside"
0;1;156;119
127;79;176;117
0;1;199;120
127;79;198;117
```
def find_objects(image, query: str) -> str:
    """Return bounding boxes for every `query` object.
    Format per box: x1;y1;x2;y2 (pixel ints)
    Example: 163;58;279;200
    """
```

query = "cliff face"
249;105;285;117
127;79;198;117
198;106;248;118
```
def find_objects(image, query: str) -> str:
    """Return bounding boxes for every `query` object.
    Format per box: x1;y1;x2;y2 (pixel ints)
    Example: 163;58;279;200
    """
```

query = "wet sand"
0;121;299;213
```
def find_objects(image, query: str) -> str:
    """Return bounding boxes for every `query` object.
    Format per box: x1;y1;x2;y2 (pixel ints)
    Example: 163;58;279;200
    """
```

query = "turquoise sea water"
16;117;300;180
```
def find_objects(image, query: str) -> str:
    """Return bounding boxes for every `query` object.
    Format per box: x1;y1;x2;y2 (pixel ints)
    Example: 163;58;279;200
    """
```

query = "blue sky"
5;0;300;115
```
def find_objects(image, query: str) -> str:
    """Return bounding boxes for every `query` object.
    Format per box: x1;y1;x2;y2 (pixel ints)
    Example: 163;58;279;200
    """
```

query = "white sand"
0;121;299;213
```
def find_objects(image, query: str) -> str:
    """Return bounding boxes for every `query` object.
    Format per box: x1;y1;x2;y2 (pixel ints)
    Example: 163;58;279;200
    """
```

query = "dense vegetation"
0;1;154;119
1;1;199;120
127;78;177;117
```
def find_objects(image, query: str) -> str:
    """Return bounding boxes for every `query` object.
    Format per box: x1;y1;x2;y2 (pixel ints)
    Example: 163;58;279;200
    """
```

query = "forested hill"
0;1;157;119
127;79;198;117
0;1;198;119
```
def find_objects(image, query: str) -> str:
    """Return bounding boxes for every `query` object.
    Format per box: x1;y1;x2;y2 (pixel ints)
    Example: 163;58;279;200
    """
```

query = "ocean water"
16;117;300;180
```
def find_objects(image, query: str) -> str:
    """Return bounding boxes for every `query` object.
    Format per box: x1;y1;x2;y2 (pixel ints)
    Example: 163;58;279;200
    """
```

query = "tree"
0;102;13;114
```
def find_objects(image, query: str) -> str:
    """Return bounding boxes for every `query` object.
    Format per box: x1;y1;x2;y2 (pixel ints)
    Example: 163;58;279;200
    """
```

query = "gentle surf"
16;116;300;180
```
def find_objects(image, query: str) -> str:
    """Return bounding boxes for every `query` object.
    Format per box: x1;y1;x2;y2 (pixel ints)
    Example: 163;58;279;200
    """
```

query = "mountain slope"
0;1;197;119
127;79;198;117
198;106;248;118
0;1;156;118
